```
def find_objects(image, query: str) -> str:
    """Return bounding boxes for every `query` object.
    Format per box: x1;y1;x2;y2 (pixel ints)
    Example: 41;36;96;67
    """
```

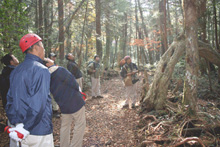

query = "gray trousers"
91;77;101;97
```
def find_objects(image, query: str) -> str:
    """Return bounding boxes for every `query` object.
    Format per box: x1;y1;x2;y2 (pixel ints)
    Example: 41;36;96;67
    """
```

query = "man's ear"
10;60;14;65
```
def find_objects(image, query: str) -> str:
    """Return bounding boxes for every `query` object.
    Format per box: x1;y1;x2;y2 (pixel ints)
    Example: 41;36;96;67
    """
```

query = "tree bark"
137;0;153;64
78;0;89;68
103;1;112;69
47;0;53;53
159;0;168;55
213;0;220;50
95;0;103;59
44;0;50;55
58;0;64;61
182;0;199;115
39;0;43;39
141;34;186;112
35;1;38;32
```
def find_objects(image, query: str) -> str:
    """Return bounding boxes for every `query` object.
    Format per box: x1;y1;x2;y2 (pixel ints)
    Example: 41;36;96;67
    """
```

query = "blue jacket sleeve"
6;68;51;131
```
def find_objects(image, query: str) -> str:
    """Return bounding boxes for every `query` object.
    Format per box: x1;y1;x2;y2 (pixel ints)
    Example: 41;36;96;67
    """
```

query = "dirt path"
82;77;142;146
0;77;142;147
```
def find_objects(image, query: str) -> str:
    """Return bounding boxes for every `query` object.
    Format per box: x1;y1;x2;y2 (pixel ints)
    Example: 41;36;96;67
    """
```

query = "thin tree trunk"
35;1;38;32
39;0;43;39
78;0;89;68
167;0;173;44
213;0;220;50
58;0;64;61
95;0;103;59
44;0;50;54
137;0;153;64
183;0;199;116
112;37;118;69
123;13;128;57
103;1;112;69
48;0;53;53
159;0;168;55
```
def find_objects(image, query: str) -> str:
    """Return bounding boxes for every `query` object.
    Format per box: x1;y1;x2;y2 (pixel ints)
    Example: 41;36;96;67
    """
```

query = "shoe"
122;104;129;108
131;103;135;109
92;96;97;99
53;111;60;118
97;95;104;98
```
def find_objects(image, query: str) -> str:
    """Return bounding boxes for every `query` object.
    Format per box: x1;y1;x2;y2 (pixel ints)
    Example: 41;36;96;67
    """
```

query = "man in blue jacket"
45;58;86;147
6;33;54;146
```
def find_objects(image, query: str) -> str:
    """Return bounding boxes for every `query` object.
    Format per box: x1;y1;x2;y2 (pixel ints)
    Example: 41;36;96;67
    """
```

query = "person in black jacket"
0;53;19;110
66;53;83;90
45;58;86;147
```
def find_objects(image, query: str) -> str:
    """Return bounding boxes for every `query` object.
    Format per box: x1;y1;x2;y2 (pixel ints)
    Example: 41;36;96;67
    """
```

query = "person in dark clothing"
66;53;83;90
120;56;139;108
45;58;86;147
48;52;60;118
48;52;57;65
6;33;54;146
0;53;19;110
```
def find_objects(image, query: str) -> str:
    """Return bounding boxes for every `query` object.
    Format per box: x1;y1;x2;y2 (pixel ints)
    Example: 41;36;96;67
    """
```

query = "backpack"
86;61;95;75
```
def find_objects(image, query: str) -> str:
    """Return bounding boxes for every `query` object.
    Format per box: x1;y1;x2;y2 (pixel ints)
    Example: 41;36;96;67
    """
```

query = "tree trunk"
39;0;43;39
58;0;64;61
141;34;186;112
47;0;53;53
166;0;173;44
95;0;103;59
213;0;220;50
137;0;153;64
159;0;168;55
103;2;112;69
44;0;50;55
123;13;128;57
35;1;38;32
78;0;89;68
112;36;118;69
182;0;199;116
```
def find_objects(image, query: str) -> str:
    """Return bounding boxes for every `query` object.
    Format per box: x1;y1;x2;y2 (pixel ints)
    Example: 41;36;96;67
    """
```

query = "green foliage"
0;0;29;62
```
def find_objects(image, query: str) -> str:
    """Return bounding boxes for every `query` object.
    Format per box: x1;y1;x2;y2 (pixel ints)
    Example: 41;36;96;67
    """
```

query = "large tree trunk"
95;0;103;59
58;0;64;61
141;34;186;112
183;0;200;116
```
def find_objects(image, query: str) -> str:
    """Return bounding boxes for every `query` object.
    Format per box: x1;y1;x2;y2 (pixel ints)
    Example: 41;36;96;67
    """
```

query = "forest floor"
0;75;144;147
0;70;220;147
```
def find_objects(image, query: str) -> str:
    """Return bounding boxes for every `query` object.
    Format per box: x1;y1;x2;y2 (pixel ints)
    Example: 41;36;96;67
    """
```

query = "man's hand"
44;58;54;67
9;123;30;141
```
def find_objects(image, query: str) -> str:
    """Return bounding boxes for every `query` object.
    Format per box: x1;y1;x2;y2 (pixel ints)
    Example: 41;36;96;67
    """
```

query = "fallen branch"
173;137;206;147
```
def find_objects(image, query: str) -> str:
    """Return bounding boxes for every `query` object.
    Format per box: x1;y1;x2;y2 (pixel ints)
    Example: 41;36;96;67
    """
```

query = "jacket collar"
7;65;16;69
25;53;43;63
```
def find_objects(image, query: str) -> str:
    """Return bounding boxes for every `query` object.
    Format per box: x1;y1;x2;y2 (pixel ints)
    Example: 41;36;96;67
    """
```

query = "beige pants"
51;94;59;111
125;83;138;105
91;77;101;97
76;77;83;91
60;106;86;147
21;133;54;147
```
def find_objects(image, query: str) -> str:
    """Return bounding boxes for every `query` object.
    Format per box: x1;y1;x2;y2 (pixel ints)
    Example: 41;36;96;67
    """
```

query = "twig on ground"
172;137;206;147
